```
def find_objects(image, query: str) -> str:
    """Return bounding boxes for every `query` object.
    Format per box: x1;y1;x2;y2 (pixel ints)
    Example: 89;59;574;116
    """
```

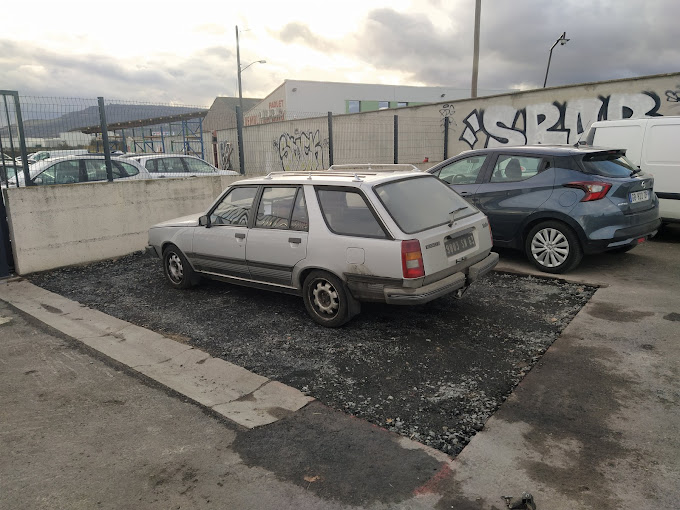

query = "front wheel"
162;245;198;289
302;271;351;327
525;221;583;274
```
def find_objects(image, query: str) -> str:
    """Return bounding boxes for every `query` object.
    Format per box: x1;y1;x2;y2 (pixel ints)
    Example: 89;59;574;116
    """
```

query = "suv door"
245;186;309;287
475;154;555;243
430;154;489;203
190;186;258;278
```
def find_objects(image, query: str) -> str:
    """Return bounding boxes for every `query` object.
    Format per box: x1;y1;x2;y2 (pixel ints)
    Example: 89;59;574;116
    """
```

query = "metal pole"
471;0;481;98
393;115;399;164
236;105;245;175
543;46;555;88
97;97;113;181
327;112;334;168
10;92;31;186
236;26;243;116
444;116;450;161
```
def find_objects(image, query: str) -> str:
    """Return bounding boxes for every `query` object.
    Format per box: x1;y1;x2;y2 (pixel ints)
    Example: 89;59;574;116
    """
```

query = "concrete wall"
209;73;680;173
3;176;243;275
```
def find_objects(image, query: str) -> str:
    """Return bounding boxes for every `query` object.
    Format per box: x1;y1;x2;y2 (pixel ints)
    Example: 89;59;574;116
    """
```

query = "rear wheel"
162;245;198;289
303;271;351;327
525;221;583;274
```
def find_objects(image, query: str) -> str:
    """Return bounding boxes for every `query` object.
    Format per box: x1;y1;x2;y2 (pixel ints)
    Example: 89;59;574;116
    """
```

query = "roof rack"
328;163;420;172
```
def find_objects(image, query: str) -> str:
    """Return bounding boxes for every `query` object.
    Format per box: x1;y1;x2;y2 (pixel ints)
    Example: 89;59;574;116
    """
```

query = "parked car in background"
129;154;238;178
586;116;680;223
147;168;498;327
428;145;661;273
15;149;87;165
3;155;146;187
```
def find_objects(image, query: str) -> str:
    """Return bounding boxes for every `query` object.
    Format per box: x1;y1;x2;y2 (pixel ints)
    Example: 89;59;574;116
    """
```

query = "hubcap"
311;280;339;316
531;228;569;268
167;253;184;282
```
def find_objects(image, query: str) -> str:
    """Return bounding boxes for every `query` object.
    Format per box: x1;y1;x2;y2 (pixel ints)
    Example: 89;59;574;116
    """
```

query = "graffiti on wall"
439;103;458;130
219;141;234;170
459;91;662;149
274;129;327;171
666;84;680;103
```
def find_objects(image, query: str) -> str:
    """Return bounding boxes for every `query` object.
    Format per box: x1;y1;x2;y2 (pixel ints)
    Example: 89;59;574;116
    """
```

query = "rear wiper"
630;167;642;177
448;206;468;226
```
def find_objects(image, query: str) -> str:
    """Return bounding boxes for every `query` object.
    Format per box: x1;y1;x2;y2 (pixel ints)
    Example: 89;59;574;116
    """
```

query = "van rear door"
589;121;645;167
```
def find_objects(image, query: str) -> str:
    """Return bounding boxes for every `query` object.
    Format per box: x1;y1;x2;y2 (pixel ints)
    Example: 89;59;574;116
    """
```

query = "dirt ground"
28;254;594;456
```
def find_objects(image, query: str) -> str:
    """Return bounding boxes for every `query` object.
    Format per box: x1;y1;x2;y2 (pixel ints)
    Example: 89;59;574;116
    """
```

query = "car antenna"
574;114;596;147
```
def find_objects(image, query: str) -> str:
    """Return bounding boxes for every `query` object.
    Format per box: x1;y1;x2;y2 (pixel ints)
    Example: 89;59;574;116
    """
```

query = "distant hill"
1;104;207;139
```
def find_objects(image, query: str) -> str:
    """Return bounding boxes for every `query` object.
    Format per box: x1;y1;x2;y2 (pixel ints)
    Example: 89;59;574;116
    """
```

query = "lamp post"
543;32;569;88
235;25;266;115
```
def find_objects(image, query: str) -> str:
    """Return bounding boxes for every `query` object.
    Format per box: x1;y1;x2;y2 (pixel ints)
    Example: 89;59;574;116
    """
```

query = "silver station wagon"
147;169;499;326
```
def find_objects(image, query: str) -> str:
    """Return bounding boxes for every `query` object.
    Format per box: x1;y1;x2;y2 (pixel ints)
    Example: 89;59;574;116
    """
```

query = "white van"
586;116;680;222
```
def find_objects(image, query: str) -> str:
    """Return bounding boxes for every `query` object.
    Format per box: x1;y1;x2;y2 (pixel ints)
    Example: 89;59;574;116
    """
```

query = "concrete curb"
0;278;314;429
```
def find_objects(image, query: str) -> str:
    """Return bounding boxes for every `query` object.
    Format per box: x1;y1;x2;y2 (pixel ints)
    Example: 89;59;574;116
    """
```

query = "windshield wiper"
448;206;468;227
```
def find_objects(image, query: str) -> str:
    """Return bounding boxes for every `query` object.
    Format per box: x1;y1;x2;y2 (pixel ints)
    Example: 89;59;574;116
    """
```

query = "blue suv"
427;145;661;273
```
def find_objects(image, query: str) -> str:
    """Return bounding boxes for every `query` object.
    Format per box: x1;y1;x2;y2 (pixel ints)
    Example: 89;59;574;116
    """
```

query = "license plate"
445;232;476;257
629;190;650;204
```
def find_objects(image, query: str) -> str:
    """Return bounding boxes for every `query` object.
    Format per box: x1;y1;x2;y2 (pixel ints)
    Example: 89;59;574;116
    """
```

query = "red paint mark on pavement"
412;462;452;496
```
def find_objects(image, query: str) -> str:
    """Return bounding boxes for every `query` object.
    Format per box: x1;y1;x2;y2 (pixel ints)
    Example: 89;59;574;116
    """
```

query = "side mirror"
33;177;43;185
199;215;210;227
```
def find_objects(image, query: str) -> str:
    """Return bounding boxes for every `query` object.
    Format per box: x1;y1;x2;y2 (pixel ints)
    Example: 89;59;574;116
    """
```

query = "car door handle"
235;233;246;239
458;191;472;196
289;237;301;244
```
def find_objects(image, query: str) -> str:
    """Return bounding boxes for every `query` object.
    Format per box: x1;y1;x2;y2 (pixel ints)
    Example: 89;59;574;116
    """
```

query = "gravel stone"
28;252;595;456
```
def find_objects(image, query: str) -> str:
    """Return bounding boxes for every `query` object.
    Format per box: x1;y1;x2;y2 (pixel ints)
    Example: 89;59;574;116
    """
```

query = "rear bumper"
583;218;661;253
384;252;498;305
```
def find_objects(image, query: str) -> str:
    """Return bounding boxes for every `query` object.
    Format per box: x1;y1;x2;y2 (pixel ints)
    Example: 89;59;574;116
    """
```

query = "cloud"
277;22;339;52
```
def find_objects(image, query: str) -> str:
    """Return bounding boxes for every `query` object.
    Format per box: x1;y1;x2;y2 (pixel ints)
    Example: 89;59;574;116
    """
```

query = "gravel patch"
28;252;595;456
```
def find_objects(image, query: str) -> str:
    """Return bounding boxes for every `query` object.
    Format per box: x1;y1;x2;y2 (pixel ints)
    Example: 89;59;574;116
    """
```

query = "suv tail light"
564;181;612;201
401;240;425;278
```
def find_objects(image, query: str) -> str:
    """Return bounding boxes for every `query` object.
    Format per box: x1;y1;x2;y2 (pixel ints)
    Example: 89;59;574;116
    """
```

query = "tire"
525;221;583;274
302;270;352;327
162;245;198;289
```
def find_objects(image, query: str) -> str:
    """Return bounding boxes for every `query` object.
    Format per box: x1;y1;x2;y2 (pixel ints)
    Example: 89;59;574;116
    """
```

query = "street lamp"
543;32;570;88
235;25;266;115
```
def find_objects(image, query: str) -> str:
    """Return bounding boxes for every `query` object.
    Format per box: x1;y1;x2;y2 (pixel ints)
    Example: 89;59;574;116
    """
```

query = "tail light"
564;181;612;201
401;240;425;278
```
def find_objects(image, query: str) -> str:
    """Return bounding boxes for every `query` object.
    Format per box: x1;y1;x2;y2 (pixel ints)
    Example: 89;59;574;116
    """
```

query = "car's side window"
317;188;386;238
184;158;215;173
210;186;258;226
490;155;545;183
117;162;140;177
157;158;186;173
49;160;81;184
255;187;298;230
436;155;487;184
290;189;309;232
144;159;158;173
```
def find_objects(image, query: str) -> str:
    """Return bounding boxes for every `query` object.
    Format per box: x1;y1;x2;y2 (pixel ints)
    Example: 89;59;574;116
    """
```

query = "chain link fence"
1;92;452;187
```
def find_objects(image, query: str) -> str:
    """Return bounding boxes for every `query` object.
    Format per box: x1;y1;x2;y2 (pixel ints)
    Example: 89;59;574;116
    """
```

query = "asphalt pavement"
1;224;679;509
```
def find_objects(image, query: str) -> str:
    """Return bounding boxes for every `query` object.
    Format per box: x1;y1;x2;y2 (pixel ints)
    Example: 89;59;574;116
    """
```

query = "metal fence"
1;91;454;188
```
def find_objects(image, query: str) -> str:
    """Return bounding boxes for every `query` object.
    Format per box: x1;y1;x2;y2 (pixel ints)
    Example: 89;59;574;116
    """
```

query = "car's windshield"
580;152;638;177
374;175;475;234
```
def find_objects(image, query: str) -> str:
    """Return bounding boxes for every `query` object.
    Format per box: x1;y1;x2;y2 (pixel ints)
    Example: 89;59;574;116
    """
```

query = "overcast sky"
2;0;679;107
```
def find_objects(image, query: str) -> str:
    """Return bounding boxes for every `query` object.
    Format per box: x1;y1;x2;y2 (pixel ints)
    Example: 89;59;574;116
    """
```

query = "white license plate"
629;190;650;204
445;232;476;257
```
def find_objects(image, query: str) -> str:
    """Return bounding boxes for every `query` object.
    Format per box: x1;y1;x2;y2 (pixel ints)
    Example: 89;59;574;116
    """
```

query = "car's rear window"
374;175;475;234
580;151;637;177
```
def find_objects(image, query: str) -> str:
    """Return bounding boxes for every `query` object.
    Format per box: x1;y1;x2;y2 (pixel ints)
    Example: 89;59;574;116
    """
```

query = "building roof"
202;96;262;132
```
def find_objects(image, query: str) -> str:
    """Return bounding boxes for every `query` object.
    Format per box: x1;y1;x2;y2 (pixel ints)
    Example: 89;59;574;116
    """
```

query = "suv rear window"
580;151;637;177
374;175;474;234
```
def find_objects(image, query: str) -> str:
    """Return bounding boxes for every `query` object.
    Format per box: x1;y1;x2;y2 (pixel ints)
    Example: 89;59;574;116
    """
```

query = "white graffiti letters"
460;91;661;149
